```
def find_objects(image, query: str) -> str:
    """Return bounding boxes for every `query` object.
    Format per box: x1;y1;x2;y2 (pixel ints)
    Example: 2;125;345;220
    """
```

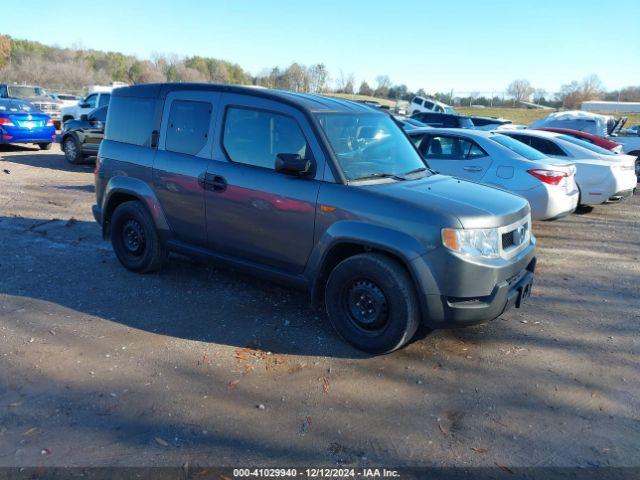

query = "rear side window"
98;94;111;107
223;107;309;170
105;96;157;146
412;97;423;105
165;100;212;155
528;137;566;156
424;101;434;109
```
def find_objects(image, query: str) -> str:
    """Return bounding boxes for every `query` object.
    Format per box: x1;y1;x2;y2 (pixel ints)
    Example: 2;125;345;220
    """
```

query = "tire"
325;253;420;354
110;201;167;273
38;142;52;150
63;136;82;164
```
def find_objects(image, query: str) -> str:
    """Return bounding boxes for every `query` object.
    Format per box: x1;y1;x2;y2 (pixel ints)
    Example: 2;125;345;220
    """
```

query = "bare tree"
335;70;355;94
308;63;328;93
358;81;373;96
557;74;604;109
0;35;11;67
507;79;535;105
374;75;391;97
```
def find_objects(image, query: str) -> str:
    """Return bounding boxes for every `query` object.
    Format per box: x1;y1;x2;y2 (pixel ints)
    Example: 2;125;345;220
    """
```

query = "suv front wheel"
110;201;167;273
325;253;420;354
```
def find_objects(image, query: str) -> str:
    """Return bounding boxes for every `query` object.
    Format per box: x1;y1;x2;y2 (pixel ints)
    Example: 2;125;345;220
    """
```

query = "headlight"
442;227;500;258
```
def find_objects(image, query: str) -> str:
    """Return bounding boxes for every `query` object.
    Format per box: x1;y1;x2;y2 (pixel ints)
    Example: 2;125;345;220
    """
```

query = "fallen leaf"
2;169;9;174
471;447;488;453
321;376;330;394
23;427;38;436
494;463;514;474
438;423;448;436
227;380;239;390
155;437;169;447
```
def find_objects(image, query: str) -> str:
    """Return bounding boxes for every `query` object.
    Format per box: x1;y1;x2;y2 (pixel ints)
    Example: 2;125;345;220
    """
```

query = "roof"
112;83;381;114
495;129;560;139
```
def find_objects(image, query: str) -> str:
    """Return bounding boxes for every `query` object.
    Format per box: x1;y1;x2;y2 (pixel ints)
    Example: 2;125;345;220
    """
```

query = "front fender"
306;220;436;301
101;176;171;237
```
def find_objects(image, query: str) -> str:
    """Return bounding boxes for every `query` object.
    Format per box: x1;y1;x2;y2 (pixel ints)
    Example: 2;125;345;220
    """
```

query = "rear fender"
101;176;170;239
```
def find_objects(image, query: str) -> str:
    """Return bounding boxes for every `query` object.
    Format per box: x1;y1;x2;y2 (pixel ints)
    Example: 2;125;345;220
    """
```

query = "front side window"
316;113;427;181
165;100;212;155
223;107;310;169
90;106;108;122
84;94;97;108
422;136;487;160
424;101;434;109
98;94;111;107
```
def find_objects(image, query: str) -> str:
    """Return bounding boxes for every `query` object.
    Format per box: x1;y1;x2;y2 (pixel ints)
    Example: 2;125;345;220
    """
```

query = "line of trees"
1;35;639;109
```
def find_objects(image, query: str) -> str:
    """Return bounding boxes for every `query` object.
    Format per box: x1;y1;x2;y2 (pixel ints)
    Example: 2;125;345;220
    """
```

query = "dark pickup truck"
93;83;536;353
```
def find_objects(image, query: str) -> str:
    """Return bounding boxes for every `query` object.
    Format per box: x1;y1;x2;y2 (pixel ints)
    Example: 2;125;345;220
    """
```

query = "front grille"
33;102;61;114
501;220;529;254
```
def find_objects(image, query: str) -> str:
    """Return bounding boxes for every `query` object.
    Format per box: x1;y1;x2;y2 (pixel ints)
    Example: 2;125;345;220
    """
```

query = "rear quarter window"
105;96;157;146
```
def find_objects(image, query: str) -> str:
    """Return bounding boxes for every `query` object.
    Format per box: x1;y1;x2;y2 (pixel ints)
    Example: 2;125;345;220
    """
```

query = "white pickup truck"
530;111;640;177
61;83;127;123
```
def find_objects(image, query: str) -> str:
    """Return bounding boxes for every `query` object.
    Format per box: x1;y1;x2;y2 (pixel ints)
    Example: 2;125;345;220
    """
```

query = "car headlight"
442;227;500;258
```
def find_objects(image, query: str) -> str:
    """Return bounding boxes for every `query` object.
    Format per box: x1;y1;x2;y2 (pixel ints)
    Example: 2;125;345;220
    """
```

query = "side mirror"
80;114;89;121
275;153;314;177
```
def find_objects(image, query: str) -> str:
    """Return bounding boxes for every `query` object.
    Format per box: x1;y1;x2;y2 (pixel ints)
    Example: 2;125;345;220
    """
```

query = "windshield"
316;113;428;181
443;106;455;114
7;85;47;98
491;134;548;161
557;135;616;155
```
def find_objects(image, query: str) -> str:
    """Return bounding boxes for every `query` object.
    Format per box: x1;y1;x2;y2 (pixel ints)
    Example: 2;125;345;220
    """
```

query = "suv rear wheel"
110;201;167;273
325;253;420;354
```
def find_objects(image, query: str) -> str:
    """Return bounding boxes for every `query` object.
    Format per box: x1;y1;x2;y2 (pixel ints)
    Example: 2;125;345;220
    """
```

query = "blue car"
0;98;56;150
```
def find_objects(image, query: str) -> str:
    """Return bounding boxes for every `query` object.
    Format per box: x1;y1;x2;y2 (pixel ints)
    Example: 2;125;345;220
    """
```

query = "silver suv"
92;84;536;353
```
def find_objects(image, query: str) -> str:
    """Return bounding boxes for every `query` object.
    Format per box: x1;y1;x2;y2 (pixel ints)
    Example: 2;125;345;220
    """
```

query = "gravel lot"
0;144;639;469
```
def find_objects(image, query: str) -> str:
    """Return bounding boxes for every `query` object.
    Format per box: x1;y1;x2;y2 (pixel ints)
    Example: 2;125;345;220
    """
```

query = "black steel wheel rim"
342;279;389;332
122;219;145;256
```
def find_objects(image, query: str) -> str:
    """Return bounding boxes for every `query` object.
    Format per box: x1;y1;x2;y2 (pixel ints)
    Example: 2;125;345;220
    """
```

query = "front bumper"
424;258;536;327
410;239;537;329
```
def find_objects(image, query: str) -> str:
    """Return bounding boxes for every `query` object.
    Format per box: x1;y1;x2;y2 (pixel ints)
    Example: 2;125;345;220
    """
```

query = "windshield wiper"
402;167;428;175
349;172;406;182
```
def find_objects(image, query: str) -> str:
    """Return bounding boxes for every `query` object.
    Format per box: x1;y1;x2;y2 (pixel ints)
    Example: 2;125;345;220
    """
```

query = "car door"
205;94;322;274
80;93;98;117
83;106;108;154
152;90;220;246
418;134;491;181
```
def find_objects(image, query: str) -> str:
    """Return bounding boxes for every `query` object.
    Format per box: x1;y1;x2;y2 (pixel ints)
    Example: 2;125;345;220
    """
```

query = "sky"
2;0;639;94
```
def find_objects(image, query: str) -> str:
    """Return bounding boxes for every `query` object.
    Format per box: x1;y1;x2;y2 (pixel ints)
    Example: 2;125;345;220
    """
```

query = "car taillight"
46;118;54;126
527;169;568;186
94;156;102;175
0;117;15;126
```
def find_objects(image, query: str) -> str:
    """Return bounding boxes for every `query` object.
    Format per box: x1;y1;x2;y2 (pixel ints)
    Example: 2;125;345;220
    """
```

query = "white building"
581;101;640;113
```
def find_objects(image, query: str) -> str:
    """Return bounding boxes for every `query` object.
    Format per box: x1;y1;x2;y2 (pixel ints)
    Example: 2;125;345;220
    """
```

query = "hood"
24;96;61;105
363;174;530;229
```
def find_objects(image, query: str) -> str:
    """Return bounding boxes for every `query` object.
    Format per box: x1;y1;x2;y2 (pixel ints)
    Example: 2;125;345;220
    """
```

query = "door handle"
463;166;483;172
200;173;227;192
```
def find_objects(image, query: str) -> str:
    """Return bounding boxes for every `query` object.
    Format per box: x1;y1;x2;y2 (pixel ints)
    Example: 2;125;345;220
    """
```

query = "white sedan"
498;129;637;205
407;128;579;221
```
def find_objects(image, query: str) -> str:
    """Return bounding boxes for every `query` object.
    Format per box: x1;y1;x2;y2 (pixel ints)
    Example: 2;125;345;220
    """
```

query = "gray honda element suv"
93;84;536;353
